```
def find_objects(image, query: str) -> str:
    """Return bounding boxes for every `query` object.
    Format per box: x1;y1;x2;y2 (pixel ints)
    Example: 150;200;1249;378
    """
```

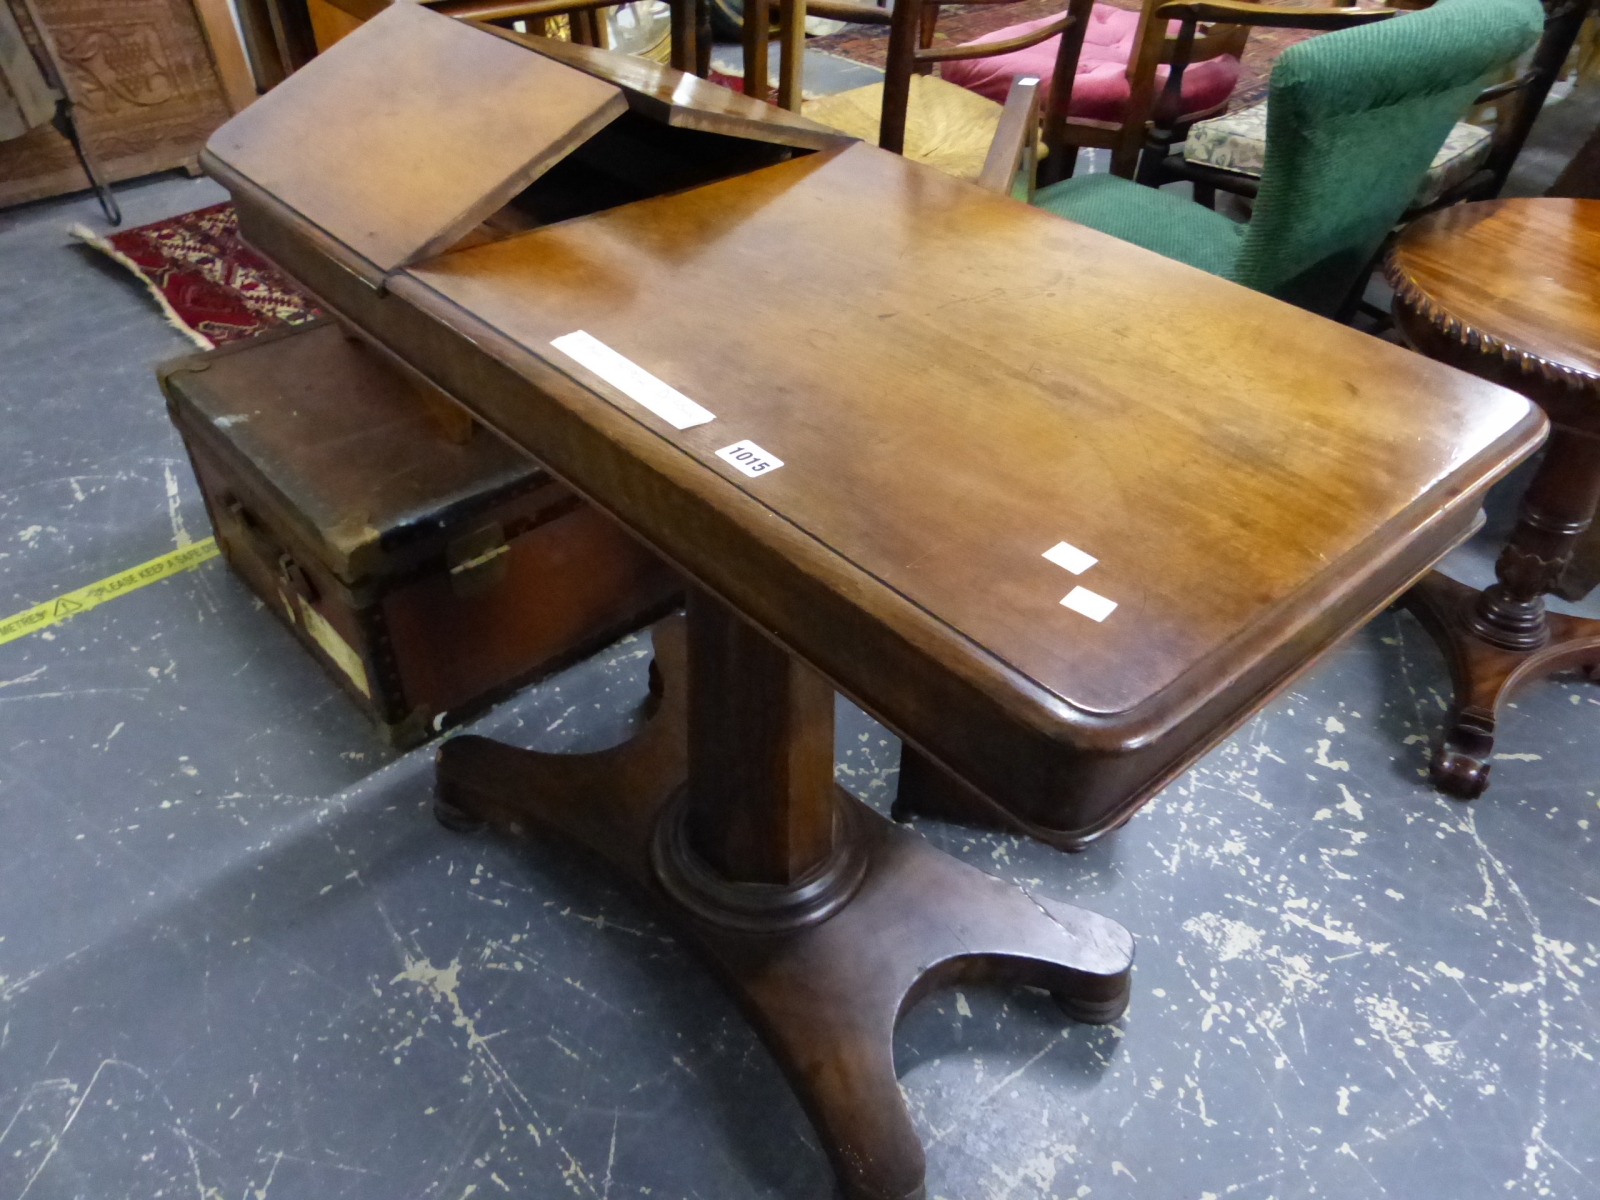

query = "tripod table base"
435;619;1134;1200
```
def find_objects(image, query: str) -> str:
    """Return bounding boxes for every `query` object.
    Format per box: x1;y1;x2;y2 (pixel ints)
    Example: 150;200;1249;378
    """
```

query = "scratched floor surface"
0;173;1596;1200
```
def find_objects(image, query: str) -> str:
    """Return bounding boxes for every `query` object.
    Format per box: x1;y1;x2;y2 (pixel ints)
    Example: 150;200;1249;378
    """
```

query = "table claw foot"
1025;894;1134;1024
432;792;486;833
702;804;1132;1200
1429;708;1494;800
432;617;689;866
1405;573;1600;797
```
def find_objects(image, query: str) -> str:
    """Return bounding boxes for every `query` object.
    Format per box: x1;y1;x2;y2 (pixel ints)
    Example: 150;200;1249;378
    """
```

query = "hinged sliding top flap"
204;2;627;280
493;33;853;152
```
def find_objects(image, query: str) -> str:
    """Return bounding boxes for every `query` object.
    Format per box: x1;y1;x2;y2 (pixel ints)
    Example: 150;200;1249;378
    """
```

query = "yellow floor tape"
0;537;220;647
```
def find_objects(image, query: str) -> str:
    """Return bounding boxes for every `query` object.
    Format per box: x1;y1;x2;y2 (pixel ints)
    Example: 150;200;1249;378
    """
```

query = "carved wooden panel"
0;0;236;210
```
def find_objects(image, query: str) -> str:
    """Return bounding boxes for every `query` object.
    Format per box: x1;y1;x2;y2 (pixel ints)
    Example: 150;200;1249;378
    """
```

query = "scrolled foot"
433;795;486;833
1431;744;1491;800
639;654;667;721
1052;984;1131;1025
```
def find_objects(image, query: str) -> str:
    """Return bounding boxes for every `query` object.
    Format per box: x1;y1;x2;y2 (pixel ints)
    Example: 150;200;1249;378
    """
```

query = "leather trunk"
161;319;681;747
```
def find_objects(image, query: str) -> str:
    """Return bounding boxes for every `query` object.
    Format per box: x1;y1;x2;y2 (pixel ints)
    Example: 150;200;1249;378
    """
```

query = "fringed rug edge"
69;223;217;351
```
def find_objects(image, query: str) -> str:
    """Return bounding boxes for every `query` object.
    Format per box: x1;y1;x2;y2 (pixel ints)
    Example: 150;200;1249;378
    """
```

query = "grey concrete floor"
0;157;1597;1200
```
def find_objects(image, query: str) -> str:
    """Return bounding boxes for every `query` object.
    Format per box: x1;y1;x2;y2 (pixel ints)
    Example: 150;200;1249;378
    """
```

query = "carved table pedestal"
1388;197;1600;797
435;593;1134;1200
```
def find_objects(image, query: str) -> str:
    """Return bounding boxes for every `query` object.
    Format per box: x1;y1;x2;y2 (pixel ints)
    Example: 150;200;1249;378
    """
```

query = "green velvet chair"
1029;0;1545;316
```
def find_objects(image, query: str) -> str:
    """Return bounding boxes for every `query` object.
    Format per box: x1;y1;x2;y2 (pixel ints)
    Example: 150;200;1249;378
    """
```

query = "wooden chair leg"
743;0;772;100
777;0;805;111
670;0;693;71
977;74;1041;197
915;2;939;74
697;0;713;76
1038;109;1078;186
569;8;598;45
878;0;923;153
1109;132;1142;181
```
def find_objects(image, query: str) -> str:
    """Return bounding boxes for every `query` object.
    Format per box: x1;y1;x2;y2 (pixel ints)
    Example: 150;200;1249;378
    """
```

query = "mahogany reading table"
202;8;1545;1197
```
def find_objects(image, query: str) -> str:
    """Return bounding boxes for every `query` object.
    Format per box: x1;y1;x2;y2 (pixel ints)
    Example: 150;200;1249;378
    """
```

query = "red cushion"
941;7;1240;123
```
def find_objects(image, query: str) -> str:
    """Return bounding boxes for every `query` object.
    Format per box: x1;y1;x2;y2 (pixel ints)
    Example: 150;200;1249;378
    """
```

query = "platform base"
1404;572;1600;798
436;618;1134;1200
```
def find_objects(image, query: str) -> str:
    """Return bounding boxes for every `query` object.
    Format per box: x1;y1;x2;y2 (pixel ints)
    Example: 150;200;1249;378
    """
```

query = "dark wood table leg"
435;591;1134;1200
1404;424;1600;798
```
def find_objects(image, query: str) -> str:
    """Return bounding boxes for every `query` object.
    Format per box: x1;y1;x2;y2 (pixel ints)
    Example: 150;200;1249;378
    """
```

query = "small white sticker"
1043;541;1097;575
551;331;715;430
1061;586;1117;622
715;440;784;477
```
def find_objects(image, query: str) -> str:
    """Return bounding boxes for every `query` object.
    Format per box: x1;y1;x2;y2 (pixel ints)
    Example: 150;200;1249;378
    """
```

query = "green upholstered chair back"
1231;0;1543;315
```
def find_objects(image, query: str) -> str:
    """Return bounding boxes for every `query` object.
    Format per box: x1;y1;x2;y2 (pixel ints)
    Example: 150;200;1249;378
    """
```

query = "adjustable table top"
386;145;1538;841
207;6;1543;843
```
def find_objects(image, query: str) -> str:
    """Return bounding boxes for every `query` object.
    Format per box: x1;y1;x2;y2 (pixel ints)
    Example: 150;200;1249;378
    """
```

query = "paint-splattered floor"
1;171;1596;1200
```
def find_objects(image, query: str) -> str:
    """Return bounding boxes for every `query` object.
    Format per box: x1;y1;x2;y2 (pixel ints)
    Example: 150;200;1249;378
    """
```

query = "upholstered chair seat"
1183;101;1494;207
941;7;1240;122
804;74;1044;181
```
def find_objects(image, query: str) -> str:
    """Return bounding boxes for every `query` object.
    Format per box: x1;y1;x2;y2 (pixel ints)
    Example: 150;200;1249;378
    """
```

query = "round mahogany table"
1386;197;1600;798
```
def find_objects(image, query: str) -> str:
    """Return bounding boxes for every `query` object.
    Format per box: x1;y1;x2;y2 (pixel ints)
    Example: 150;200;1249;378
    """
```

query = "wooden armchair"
909;0;1262;181
1052;0;1253;181
1019;1;1262;183
1145;0;1596;210
756;0;1094;184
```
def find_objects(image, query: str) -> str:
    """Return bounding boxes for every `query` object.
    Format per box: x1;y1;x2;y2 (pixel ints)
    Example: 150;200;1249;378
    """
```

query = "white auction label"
1061;586;1117;622
715;440;784;477
550;331;715;430
1042;540;1097;575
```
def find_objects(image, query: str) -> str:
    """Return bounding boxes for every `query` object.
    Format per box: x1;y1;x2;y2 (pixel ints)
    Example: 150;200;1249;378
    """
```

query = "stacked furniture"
753;0;1095;181
942;0;1248;179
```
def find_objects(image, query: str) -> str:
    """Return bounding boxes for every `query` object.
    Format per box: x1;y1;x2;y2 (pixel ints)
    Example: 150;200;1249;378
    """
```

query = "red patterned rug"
73;202;318;349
